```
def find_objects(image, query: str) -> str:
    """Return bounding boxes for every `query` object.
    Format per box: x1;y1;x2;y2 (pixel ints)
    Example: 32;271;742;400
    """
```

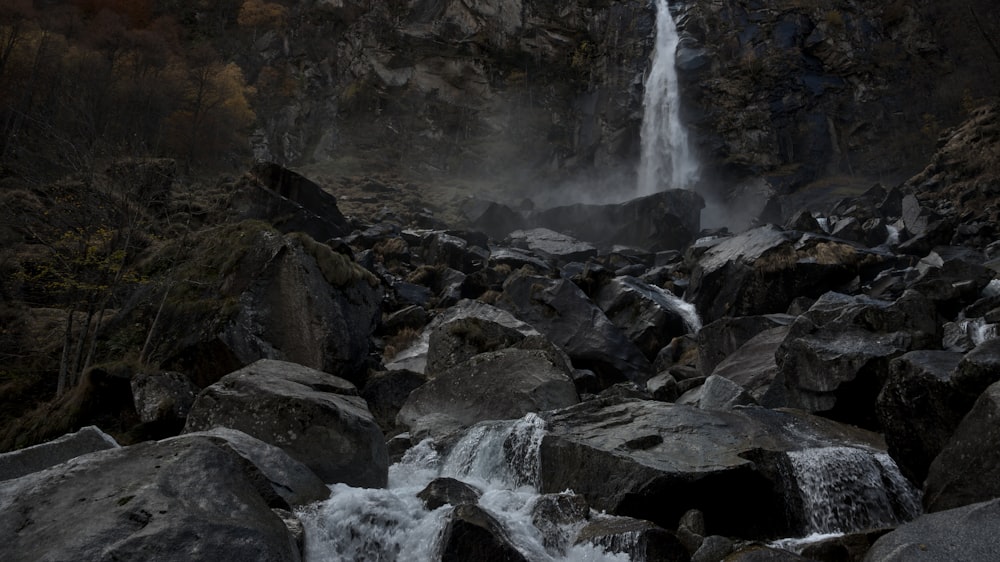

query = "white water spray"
638;0;699;196
298;415;629;562
786;447;921;535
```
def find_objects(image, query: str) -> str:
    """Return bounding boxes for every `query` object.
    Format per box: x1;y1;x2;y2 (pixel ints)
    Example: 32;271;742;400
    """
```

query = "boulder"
232;162;349;241
696;314;796;375
460;198;527;240
923;381;1000;512
131;371;199;425
529;190;704;251
539;398;886;539
439;504;527;562
575;515;689;562
863;499;1000;562
711;325;790;404
184;359;388;488
771;291;941;428
686;226;873;323
506;228;598;264
774;321;910;429
426;316;542;377
397;348;579;439
875;350;966;482
385;299;546;375
697;375;757;411
417;477;482;510
170;427;330;507
0;426;118;482
595;276;702;360
360;369;428;435
424;231;490;274
531;492;590;553
952;338;1000;400
160;228;382;387
498;272;653;387
0;437;300;562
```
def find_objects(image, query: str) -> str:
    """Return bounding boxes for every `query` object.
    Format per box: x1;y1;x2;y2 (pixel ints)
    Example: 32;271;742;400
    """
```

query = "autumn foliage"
0;0;256;177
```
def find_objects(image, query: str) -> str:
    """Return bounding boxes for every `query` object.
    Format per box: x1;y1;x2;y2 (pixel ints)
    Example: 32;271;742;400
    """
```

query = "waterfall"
786;447;922;535
637;0;699;196
298;414;629;562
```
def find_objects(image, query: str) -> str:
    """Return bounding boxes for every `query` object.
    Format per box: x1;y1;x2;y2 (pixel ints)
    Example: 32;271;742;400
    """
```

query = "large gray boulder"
157;227;382;388
171;428;329;507
506;228;598;264
863;499;1000;562
771;291;939;429
696;314;796;375
184;359;388;488
528;189;704;252
397;348;579;439
710;325;790;404
923;380;1000;513
222;232;382;386
686;226;876;323
875;350;966;483
232;162;350;241
0;426;118;482
498;272;653;387
538;398;890;540
595;275;701;360
0;437;300;562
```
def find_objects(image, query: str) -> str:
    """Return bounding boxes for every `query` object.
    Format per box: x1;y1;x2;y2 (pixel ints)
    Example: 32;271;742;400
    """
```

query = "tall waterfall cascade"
637;0;699;196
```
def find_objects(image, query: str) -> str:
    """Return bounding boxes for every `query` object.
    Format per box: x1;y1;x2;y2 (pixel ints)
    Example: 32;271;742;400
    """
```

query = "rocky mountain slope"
1;95;999;560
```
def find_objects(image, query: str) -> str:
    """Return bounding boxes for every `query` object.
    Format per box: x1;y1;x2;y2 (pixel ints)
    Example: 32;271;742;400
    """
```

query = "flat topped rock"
507;228;598;263
0;426;118;482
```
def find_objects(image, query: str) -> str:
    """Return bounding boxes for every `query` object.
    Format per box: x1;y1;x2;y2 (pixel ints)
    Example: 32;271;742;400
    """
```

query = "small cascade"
786;447;922;535
442;413;546;488
637;0;699;196
298;414;628;562
661;288;702;334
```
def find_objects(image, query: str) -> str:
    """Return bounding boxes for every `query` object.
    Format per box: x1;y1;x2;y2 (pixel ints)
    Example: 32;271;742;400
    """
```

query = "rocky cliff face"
244;0;997;200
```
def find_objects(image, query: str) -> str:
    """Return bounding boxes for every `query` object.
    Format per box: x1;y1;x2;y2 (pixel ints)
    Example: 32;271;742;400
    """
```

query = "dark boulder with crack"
595;275;702;360
184;359;388;488
498;271;653;387
231;162;350;242
875;350;966;482
923;380;1000;513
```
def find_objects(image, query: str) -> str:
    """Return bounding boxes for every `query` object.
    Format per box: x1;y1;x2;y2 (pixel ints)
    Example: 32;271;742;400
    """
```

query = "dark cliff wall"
241;0;998;195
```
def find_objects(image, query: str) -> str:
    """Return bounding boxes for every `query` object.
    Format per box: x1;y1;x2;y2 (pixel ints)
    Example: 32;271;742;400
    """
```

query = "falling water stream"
298;414;629;562
637;0;699;196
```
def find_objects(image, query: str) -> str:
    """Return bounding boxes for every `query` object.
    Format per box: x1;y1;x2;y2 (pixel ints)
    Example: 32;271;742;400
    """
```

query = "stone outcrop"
0;426;118;482
923;380;1000;513
538;397;887;539
863;499;1000;562
498;272;653;387
184;359;388;488
397;347;579;439
0;437;301;562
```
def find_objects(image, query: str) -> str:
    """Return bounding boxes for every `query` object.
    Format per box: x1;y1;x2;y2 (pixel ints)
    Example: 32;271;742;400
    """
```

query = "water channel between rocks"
297;413;922;561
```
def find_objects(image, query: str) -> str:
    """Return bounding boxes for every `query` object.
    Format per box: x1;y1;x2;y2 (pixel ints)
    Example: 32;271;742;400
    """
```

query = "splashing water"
637;0;699;196
298;414;629;562
786;447;921;535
